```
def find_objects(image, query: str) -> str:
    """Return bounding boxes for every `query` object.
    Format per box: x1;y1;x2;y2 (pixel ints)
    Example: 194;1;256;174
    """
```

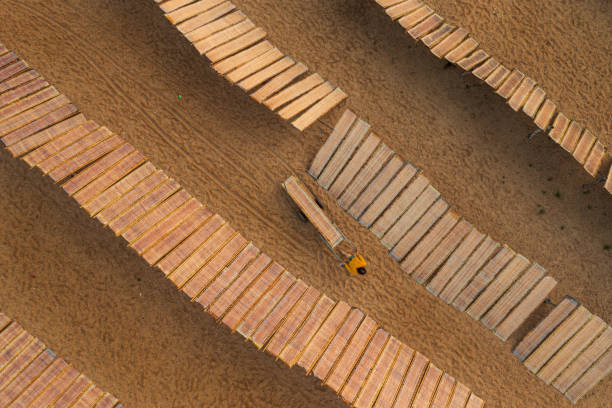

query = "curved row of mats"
0;312;120;407
0;45;485;407
153;0;348;131
309;108;611;403
371;0;612;196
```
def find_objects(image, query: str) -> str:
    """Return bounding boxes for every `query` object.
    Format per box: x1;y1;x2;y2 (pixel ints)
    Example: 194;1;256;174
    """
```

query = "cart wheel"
315;197;324;210
297;209;308;223
357;267;367;275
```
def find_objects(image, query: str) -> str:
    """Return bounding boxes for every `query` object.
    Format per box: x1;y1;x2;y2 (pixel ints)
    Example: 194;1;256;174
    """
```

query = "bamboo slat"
373;344;413;408
329;133;381;198
457;50;489;71
447;381;471;408
283;175;343;248
325;316;378;392
251;279;308;349
513;297;579;361
338;143;394;210
121;188;191;244
237;271;296;339
29;366;80;407
196;243;260;309
533;98;556;130
52;374;91;407
354;336;401;408
168;222;235;287
277;82;333;120
0;78;49;110
466;254;531;321
107;179;180;234
392;351;429;407
9;358;67;407
537;316;607;384
495;275;557;341
297;301;351;372
278;295;335;366
381;184;439;249
48;135;124;182
131;198;202;254
0;351;54;405
398;6;434;30
221;261;283;330
430;28;468;58
390;198;448;262
439;236;499;304
312;309;365;381
572;129;596;165
205;28;267;63
564;349;612;403
21;119;95;166
453;246;515;311
524;306;592;373
265;73;324;111
411;219;472;284
385;0;423;20
400;211;459;273
522;87;546;118
583;141;605;176
208;253;273;319
97;171;168;226
348;156;404;219
560;121;583;153
72;151;146;205
408;14;444;40
62;143;137;196
176;1;235;34
309;109;356;178
251;62;308;103
430;372;455;408
186;11;246;44
371;174;430;239
553;327;612;393
481;264;546;330
155;213;224;274
166;0;226;24
225;47;283;83
212;41;273;75
507;77;536;111
341;329;389;404
445;38;479;64
265;286;320;357
0;63;33;88
2;104;79;153
472;57;500;80
292;87;348;131
426;228;485;296
359;164;417;228
238;57;295;91
421;24;455;48
181;232;247;298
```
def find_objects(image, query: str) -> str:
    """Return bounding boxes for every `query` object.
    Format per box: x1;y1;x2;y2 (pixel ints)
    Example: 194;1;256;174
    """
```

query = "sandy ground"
0;0;610;407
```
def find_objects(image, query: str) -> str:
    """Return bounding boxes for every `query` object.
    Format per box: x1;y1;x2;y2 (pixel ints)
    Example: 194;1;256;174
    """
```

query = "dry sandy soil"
0;0;610;407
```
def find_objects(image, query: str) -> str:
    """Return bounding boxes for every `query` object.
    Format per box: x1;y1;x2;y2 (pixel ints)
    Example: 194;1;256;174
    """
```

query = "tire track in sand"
9;0;303;250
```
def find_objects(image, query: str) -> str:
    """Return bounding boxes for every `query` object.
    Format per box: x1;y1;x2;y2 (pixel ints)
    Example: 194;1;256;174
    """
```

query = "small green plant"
538;209;546;215
604;245;611;251
560;225;565;230
554;191;562;199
